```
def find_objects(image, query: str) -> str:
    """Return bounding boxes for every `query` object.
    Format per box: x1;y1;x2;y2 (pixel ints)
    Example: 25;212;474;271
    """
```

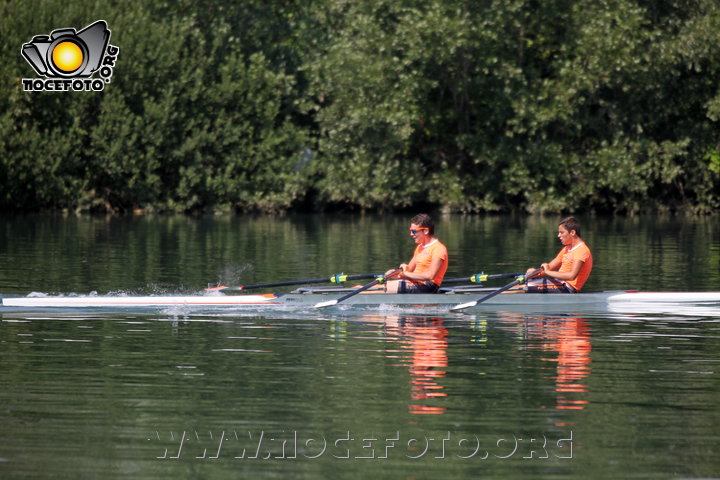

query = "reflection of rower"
365;315;449;415
496;313;592;412
406;319;448;415
553;318;591;411
528;317;591;410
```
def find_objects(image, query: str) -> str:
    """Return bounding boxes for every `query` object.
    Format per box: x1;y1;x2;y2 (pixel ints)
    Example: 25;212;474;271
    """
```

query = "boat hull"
3;290;720;312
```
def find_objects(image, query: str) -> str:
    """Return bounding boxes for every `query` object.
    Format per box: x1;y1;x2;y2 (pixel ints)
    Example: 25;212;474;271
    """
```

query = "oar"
443;272;524;284
210;273;380;292
313;268;402;309
210;271;520;292
449;268;543;312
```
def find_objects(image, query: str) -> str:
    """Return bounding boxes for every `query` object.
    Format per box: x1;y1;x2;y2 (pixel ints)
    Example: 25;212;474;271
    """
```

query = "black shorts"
397;280;439;294
525;277;576;293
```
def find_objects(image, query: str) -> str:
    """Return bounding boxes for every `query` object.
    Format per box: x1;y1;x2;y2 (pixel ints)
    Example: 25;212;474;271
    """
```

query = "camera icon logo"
21;20;119;92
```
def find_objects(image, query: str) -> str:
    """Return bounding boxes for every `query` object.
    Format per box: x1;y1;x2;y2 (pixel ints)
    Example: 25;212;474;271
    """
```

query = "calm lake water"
1;213;719;479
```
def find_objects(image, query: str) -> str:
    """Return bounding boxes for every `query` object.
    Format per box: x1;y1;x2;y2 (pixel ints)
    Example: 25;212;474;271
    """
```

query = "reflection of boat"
3;287;720;313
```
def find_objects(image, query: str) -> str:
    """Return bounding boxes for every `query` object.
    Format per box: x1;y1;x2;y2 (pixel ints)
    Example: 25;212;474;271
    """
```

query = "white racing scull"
2;287;720;313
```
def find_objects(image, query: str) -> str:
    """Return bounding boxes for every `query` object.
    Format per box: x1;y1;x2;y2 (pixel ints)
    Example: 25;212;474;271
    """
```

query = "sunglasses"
409;228;428;234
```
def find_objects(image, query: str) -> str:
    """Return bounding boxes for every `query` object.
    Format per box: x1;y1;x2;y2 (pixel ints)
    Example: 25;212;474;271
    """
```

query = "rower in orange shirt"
525;216;593;293
385;213;448;294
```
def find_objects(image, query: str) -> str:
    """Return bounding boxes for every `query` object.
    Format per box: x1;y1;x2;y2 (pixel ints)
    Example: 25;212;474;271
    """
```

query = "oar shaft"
331;276;385;303
220;273;379;292
468;277;523;303
450;268;543;312
443;272;524;284
234;277;334;290
220;271;520;292
314;268;402;308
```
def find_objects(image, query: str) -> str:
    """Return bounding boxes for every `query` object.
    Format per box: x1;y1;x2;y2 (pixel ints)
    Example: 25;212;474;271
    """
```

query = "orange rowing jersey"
411;239;449;286
553;242;593;291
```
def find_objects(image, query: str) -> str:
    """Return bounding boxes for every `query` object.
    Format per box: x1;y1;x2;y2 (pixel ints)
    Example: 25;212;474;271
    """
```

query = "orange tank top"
411;240;449;286
552;242;593;291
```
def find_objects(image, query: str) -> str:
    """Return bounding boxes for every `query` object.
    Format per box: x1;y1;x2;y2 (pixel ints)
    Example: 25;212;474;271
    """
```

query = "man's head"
410;213;434;236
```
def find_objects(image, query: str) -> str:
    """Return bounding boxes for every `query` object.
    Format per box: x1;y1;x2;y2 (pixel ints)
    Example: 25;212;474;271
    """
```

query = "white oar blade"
313;299;339;309
449;300;478;312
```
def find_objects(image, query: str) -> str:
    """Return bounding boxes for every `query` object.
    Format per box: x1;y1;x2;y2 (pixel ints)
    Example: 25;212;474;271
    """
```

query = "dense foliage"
1;0;718;214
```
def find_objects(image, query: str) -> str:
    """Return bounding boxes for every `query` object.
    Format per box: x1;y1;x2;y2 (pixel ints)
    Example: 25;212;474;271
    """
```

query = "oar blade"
449;300;478;312
204;285;229;292
313;299;339;309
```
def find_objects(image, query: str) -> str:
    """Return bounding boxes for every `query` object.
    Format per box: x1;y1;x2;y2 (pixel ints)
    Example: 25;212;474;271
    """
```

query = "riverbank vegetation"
2;0;719;214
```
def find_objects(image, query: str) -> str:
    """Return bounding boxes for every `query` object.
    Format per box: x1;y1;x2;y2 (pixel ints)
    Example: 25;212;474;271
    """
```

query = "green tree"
1;0;311;213
303;0;719;213
0;0;717;214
